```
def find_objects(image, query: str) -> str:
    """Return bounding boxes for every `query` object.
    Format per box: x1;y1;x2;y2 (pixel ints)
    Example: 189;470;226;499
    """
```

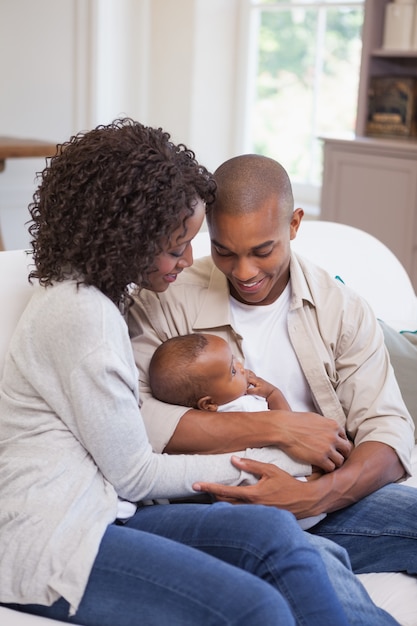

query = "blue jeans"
311;482;417;575
2;502;355;626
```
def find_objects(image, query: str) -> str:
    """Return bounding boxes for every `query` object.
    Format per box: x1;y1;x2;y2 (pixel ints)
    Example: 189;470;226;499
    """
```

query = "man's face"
209;197;302;306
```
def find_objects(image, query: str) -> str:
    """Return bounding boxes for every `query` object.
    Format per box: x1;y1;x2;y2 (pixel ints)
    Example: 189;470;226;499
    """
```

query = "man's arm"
165;407;352;472
164;367;351;470
133;321;348;465
193;441;405;518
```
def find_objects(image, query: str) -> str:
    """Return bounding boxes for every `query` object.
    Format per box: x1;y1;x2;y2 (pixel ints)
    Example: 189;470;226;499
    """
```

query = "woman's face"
147;198;206;292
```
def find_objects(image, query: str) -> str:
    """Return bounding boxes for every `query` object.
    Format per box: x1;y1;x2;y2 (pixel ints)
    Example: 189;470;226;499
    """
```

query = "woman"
0;119;350;625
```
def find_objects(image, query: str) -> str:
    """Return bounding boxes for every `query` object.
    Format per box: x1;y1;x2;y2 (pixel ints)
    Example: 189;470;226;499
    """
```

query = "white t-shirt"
230;283;316;412
228;291;327;530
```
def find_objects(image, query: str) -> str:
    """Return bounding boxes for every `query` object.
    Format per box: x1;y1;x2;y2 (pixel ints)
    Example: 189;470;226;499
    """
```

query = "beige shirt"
129;253;414;475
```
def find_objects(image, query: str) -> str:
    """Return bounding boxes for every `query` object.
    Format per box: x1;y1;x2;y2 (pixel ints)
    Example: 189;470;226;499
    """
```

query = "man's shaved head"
207;154;294;224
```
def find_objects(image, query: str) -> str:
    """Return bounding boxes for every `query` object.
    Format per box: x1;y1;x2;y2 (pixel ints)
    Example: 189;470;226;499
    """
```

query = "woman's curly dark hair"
28;118;216;308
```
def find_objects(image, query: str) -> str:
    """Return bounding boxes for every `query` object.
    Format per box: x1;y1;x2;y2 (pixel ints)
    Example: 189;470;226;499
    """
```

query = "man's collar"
289;252;315;309
193;263;232;330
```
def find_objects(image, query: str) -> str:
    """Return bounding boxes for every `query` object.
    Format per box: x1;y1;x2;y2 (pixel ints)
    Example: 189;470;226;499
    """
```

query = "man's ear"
196;396;218;412
290;207;304;241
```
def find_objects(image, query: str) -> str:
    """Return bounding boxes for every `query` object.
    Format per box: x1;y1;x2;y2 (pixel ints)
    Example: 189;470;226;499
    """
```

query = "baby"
149;332;326;529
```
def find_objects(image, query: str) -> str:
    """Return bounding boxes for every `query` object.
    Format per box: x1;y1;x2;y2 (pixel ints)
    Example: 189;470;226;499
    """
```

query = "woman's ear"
196;396;218;412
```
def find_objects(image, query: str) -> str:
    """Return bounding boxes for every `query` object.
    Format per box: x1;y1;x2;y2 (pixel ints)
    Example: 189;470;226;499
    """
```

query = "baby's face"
198;335;249;406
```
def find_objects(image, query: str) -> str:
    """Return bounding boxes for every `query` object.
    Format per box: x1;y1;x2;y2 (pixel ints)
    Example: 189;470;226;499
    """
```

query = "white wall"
0;0;245;249
0;0;94;248
146;0;243;170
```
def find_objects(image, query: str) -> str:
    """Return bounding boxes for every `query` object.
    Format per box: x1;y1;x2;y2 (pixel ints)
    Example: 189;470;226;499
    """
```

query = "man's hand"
164;403;351;472
193;456;316;518
273;410;352;472
245;372;351;471
193;443;405;519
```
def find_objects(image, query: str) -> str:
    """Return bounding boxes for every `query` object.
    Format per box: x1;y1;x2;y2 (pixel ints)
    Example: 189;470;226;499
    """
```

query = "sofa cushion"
380;320;417;440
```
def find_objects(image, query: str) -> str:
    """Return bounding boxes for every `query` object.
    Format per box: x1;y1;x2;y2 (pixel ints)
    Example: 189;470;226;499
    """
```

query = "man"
129;154;416;579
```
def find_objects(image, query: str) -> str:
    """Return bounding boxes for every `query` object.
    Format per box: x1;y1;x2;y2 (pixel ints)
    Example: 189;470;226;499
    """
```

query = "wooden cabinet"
320;0;417;291
320;137;417;290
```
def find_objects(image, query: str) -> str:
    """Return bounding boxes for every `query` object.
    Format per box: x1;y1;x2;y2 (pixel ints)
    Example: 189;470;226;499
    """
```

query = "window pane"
317;9;364;135
249;4;363;191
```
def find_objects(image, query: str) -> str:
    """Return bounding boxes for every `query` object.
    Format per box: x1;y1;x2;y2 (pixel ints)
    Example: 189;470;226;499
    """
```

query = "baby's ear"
196;396;218;412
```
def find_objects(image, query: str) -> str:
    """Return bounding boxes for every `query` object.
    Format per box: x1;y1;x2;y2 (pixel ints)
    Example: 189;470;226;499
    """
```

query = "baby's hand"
246;370;291;411
246;370;277;399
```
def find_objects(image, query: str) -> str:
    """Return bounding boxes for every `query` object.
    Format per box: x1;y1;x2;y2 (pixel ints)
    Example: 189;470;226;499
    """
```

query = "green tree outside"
251;4;364;188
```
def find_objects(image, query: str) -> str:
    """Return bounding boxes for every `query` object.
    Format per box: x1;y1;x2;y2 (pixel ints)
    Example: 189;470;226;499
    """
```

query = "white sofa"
0;251;79;626
1;223;416;625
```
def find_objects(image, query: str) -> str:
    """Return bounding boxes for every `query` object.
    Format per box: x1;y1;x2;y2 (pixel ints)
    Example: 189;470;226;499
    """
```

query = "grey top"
0;281;245;614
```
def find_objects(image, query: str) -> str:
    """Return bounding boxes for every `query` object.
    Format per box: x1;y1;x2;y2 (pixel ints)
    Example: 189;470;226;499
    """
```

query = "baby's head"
149;333;248;411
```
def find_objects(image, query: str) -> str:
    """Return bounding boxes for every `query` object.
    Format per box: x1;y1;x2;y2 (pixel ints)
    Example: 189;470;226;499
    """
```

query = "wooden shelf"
372;49;417;59
356;0;417;136
0;136;57;172
0;136;57;250
322;134;417;158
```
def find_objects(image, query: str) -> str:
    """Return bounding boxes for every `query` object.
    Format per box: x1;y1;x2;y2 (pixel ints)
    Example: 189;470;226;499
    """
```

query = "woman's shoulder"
25;281;125;343
35;280;117;311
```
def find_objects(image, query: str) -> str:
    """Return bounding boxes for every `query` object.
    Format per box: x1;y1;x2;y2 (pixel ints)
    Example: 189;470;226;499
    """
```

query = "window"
244;0;364;211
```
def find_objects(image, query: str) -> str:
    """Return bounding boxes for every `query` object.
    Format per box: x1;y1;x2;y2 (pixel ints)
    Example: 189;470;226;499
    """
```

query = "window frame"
237;0;364;213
